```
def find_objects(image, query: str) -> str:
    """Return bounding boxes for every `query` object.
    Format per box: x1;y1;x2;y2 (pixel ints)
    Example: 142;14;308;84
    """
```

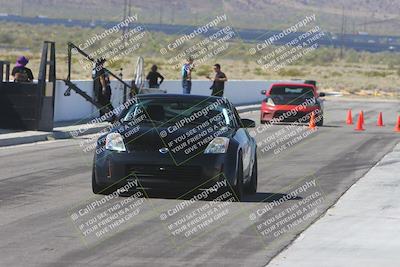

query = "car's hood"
118;123;235;154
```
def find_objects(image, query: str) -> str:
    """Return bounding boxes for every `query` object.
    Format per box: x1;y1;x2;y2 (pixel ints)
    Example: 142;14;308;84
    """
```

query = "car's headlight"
204;137;229;154
305;98;317;106
266;98;275;106
105;133;126;152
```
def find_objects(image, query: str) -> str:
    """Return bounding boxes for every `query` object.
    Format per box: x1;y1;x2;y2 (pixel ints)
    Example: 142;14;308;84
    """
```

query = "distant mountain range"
0;0;399;35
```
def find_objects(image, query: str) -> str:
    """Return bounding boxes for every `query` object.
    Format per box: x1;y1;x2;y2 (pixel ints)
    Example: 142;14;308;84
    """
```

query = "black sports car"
92;94;257;200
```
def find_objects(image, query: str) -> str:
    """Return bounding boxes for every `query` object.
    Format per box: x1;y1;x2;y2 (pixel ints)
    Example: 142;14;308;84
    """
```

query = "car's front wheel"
92;166;117;195
233;154;244;201
245;155;257;194
92;166;102;194
316;116;324;126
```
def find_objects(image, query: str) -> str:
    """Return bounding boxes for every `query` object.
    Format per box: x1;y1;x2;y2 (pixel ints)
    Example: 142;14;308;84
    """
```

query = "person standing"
146;65;164;88
207;64;227;97
181;56;194;94
11;56;34;83
92;58;114;119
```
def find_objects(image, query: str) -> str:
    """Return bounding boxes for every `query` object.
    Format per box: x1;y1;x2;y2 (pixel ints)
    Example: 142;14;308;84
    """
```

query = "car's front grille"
128;165;202;180
273;111;309;120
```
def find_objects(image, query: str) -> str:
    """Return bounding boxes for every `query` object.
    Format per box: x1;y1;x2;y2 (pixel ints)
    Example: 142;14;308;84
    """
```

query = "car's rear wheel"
233;154;244;201
245;155;257;194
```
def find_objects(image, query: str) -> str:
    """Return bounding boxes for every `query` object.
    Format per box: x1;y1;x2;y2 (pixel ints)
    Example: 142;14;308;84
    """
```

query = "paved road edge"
265;142;400;267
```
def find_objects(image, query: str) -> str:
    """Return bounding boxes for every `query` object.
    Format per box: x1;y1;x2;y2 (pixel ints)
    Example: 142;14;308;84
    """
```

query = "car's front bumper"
260;105;322;122
94;150;232;192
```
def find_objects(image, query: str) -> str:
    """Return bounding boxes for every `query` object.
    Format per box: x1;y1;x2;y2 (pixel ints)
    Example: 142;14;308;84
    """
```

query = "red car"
260;82;325;126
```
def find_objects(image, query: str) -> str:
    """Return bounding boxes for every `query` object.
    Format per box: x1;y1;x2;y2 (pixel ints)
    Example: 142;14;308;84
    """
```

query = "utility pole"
128;0;131;18
122;0;132;44
123;0;127;20
363;18;367;32
171;3;175;24
159;2;163;24
20;0;24;16
340;5;346;59
122;0;127;39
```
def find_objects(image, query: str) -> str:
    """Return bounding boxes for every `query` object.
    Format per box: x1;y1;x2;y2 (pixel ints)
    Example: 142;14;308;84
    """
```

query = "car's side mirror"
241;118;256;128
261;90;267;95
319;92;326;97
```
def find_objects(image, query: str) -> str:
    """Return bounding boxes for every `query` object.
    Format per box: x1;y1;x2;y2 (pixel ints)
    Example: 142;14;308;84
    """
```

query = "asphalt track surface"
0;99;399;267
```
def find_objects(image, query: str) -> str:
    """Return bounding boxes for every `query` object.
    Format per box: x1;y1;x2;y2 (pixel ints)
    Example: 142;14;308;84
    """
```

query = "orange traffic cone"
394;115;400;132
377;112;384;127
309;112;316;130
360;111;365;126
346;109;353;125
355;111;365;131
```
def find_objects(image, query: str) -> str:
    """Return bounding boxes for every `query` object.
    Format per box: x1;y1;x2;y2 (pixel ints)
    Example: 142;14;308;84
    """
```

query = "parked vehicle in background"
260;82;325;126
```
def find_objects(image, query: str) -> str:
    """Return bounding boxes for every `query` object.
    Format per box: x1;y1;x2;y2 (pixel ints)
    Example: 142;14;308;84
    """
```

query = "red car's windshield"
270;85;315;98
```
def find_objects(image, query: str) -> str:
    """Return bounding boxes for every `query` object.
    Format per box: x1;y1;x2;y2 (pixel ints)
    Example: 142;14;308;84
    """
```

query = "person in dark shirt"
146;65;164;88
11;56;34;82
92;58;114;119
207;64;227;97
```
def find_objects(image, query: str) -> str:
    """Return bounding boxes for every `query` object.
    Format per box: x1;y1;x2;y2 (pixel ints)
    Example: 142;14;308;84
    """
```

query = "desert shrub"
254;67;263;76
277;68;306;77
363;70;388;77
196;64;212;77
330;71;343;77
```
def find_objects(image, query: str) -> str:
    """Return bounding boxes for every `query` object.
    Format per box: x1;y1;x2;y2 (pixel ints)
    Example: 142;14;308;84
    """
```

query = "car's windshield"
270;85;315;98
122;98;235;127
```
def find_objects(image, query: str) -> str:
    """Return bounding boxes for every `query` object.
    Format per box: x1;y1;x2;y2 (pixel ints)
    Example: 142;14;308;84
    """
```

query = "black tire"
316;116;324;127
92;166;102;194
233;154;244;201
245;155;258;194
92;166;117;195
